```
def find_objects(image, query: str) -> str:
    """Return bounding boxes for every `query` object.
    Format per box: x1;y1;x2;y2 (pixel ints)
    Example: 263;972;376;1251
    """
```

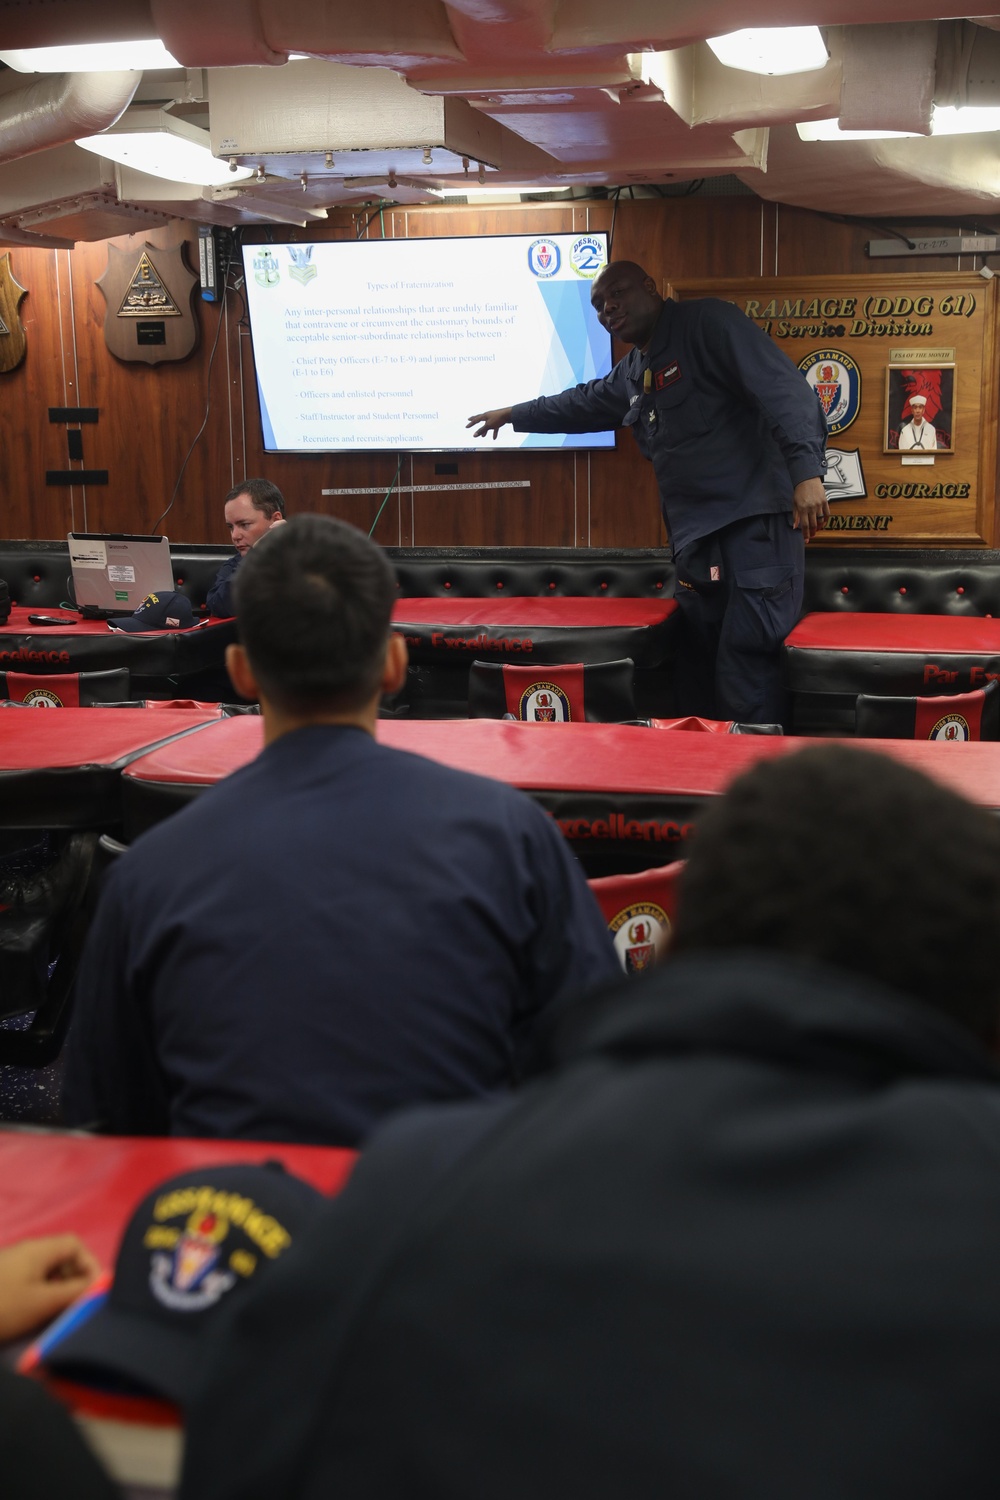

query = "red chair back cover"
468;659;635;723
0;668;129;706
856;679;999;741
588;863;684;975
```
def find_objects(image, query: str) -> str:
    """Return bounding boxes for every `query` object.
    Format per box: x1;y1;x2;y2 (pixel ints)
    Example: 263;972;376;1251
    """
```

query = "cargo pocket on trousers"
731;564;796;655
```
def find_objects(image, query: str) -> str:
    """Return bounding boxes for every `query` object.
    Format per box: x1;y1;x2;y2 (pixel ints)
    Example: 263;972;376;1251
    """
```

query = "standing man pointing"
468;262;829;724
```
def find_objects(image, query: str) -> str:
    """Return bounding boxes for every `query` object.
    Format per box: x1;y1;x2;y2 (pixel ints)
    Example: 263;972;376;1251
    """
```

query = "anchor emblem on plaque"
97;241;199;365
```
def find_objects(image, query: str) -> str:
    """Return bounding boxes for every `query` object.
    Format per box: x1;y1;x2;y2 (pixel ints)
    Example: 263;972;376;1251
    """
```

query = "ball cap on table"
25;1162;322;1404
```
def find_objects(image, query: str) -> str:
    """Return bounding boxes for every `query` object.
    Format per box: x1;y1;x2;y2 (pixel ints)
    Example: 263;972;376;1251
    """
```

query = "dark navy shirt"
512;297;827;554
62;724;619;1145
206;552;240;618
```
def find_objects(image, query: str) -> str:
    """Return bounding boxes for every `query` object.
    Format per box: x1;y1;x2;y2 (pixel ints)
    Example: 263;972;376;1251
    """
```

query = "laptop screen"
68;533;174;615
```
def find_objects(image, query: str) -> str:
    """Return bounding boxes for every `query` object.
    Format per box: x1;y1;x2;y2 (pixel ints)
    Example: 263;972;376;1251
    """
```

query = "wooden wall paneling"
589;436;667;549
0;246;76;540
605;196;768;282
408;449;579;547
979;275;1000;548
67;222;232;543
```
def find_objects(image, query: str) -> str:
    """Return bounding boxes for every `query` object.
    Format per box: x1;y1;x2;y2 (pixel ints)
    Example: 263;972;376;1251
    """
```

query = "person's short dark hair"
224;477;286;518
233;515;397;713
670;743;1000;1044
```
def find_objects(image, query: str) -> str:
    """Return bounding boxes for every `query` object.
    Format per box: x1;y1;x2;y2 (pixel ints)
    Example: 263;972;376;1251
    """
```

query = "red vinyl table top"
786;612;1000;653
120;715;1000;810
0;707;222;771
0;607;111;640
0;1131;356;1271
0;606;223;642
392;597;677;627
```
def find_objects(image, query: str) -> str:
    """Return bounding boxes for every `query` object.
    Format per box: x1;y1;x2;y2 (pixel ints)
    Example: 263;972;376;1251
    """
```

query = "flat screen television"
240;231;614;453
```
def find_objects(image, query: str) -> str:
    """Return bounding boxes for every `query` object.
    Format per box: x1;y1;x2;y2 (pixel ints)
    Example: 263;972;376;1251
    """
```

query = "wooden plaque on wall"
0;252;27;372
97;241;199;365
672;273;999;548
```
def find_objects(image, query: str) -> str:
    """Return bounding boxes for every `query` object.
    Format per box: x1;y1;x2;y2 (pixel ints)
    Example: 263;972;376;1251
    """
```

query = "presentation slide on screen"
241;232;614;453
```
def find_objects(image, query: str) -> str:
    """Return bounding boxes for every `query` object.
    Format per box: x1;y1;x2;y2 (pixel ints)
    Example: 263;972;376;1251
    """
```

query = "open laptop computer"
67;533;175;618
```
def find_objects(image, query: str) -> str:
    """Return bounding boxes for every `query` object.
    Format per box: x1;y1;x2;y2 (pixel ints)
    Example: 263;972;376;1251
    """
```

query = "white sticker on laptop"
70;542;107;568
107;565;136;583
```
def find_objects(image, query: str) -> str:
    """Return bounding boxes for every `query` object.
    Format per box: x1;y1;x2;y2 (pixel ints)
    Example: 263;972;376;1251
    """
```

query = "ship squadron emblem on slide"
288;245;317;286
527;240;561;278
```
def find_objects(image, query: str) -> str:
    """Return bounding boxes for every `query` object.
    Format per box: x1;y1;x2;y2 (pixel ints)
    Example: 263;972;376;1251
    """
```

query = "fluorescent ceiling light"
435;186;523;198
77;110;253;187
707;27;828;76
797;120;919;141
797;105;1000;142
0;39;180;73
931;106;1000;135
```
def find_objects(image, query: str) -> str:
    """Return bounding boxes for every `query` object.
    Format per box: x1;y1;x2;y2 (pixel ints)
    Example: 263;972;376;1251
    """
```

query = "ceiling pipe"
0;70;139;166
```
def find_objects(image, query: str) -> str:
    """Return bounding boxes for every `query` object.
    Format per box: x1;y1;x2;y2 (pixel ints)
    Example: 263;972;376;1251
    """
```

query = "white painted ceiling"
0;0;999;244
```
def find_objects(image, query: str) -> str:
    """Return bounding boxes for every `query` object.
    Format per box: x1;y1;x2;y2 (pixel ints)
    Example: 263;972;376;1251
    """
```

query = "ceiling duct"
208;61;505;180
839;22;937;133
0;70;139;165
936;19;1000;108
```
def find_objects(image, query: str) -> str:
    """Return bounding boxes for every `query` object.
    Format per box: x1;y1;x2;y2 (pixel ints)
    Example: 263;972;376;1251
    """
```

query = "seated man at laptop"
62;515;619;1146
206;478;286;617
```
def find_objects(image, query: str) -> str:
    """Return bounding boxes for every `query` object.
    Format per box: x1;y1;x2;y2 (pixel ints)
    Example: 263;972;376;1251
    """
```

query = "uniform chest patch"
654;361;682;391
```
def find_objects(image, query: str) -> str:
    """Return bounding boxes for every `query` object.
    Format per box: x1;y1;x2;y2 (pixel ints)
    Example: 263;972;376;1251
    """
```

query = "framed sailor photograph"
885;364;955;454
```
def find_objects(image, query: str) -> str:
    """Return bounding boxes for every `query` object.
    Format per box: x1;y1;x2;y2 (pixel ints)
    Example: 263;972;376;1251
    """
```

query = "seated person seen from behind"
62;515;619;1146
206;477;286;617
182;744;1000;1500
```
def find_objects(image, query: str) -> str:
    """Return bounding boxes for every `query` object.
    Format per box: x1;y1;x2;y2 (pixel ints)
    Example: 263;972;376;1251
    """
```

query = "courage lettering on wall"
671;273;999;548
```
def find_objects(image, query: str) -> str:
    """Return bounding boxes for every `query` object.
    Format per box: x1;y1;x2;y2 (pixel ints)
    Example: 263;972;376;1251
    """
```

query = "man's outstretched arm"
468;370;632;440
467;407;514;439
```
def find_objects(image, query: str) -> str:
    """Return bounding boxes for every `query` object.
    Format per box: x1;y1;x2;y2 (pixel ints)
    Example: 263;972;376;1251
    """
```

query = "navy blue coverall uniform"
62;723;618;1146
206;552;240;617
510;297;828;723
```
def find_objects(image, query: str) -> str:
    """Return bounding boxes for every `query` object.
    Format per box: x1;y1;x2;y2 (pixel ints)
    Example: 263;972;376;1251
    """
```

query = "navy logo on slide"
253;250;280;288
797;349;861;436
570;237;605;278
527;240;560;278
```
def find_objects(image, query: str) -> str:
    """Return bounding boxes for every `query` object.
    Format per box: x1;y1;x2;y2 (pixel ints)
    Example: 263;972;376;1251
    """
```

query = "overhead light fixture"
707;27;828;76
0;39;181;73
796;120;919;141
77;109;254;187
797;105;1000;142
930;106;1000;135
